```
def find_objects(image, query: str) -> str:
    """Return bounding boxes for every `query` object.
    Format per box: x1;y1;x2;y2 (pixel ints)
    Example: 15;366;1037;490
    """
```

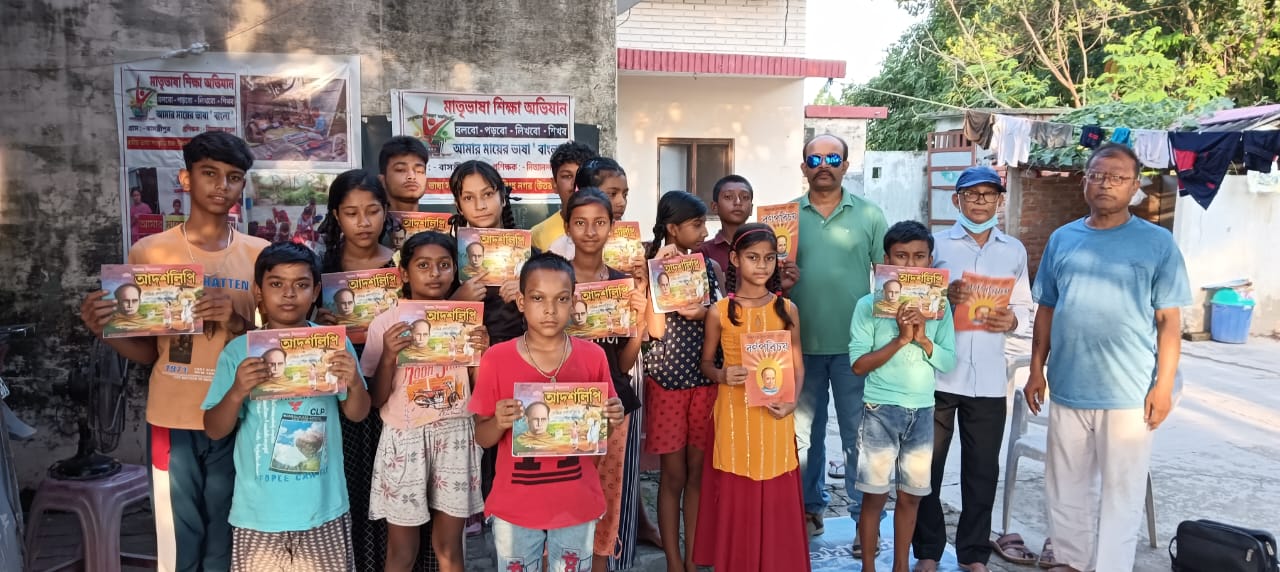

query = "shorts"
231;513;354;572
854;403;934;497
643;379;715;455
492;515;595;572
369;417;483;526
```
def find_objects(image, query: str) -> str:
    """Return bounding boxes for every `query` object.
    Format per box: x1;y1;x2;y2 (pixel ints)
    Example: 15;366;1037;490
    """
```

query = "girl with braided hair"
693;222;807;572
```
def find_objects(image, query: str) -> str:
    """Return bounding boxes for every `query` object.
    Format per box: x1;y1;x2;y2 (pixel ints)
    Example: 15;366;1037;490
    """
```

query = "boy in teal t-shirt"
202;242;370;570
847;221;956;571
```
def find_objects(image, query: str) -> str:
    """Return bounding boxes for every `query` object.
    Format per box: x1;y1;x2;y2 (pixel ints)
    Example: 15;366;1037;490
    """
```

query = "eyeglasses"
1085;171;1136;186
805;153;844;169
957;189;1004;204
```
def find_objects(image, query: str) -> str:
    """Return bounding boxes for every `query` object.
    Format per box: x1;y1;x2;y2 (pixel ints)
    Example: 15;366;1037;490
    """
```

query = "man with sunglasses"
912;166;1033;572
1025;144;1190;572
789;133;888;556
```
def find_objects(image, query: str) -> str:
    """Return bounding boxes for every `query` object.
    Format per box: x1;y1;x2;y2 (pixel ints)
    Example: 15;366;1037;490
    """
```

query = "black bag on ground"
1170;519;1278;572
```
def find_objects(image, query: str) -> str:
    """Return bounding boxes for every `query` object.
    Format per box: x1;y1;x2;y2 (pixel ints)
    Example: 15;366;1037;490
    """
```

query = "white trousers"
1045;405;1153;572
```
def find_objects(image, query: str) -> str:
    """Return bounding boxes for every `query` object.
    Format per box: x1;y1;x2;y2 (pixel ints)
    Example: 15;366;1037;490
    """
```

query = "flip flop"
990;532;1038;565
852;534;882;559
828;460;846;479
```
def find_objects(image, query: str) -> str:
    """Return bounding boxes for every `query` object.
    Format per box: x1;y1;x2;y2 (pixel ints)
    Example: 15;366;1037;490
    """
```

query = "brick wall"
1013;171;1090;280
617;0;806;56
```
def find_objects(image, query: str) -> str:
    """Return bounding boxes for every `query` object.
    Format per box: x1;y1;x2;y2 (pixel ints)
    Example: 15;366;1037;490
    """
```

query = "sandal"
806;512;825;537
990;533;1038;565
827;460;846;479
852;534;882;559
1037;538;1061;569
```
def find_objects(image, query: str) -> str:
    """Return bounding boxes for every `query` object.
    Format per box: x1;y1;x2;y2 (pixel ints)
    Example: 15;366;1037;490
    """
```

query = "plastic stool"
24;464;152;572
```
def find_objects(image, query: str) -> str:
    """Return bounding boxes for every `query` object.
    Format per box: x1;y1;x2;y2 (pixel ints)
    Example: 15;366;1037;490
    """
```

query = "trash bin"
1209;289;1255;344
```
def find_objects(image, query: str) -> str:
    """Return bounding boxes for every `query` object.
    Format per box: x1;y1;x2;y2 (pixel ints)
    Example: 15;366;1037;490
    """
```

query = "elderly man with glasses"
788;133;889;557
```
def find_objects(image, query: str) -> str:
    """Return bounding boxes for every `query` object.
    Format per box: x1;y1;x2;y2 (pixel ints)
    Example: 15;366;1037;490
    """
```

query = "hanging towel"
1132;129;1172;169
1242;131;1280;173
1109;127;1132;147
1080;125;1104;148
1030;121;1074;149
963;110;994;148
1247;163;1280;193
990;115;1032;166
1168;132;1243;209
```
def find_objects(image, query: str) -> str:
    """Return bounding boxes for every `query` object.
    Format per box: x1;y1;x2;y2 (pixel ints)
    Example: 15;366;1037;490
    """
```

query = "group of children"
82;128;992;572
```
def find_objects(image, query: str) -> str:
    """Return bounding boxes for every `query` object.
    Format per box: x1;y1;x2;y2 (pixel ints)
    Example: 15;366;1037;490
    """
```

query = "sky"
804;0;924;102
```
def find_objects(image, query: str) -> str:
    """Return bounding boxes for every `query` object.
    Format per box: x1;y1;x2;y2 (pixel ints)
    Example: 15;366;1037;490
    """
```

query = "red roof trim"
805;105;889;119
617;48;846;79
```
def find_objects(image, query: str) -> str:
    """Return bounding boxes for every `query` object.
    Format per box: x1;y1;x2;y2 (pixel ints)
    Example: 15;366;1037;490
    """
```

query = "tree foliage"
839;0;1280;151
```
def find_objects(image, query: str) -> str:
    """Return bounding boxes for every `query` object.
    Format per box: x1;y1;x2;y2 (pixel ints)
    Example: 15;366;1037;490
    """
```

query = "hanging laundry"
1132;129;1172;169
1242;131;1280;173
963;110;994;148
1080;125;1104;148
1030;121;1074;148
990;115;1032;166
1168;132;1243;209
1246;164;1280;193
1109;127;1132;147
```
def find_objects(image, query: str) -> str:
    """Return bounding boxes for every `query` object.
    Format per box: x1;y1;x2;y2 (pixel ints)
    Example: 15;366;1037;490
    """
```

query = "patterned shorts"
231;512;354;572
643;379;715;455
369;417;484;526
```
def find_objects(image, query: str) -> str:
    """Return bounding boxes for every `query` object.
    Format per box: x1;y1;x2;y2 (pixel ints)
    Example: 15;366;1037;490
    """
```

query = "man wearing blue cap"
912;165;1034;572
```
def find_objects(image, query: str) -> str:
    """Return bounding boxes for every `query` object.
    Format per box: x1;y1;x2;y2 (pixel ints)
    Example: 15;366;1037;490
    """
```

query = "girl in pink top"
359;231;490;572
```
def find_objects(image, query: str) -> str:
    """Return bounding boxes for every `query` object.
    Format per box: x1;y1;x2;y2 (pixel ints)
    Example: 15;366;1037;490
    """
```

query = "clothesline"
963;110;1280;208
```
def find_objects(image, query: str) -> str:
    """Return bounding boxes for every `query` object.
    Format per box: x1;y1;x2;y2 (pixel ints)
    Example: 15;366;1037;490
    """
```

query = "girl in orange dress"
693;223;810;571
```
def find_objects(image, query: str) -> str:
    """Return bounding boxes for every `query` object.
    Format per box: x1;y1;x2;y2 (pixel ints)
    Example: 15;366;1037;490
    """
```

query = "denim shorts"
491;515;596;572
855;403;934;496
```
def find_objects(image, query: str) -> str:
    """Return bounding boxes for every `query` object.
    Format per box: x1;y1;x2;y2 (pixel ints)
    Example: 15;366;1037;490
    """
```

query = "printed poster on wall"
389;90;574;204
113;52;360;256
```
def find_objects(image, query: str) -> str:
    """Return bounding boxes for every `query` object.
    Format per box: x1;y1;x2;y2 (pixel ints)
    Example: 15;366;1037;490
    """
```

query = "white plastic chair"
1002;382;1157;548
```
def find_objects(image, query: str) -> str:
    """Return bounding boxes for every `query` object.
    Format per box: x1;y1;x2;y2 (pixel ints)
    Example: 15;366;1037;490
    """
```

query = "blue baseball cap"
955;166;1005;193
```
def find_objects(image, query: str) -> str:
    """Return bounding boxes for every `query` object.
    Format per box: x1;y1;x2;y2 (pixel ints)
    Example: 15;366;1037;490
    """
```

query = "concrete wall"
617;0;806;56
1173;176;1280;336
617;74;806;238
0;0;617;489
854;150;927;225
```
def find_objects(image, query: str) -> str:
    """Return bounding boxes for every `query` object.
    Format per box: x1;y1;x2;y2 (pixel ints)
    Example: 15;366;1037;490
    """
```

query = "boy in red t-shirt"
470;253;624;572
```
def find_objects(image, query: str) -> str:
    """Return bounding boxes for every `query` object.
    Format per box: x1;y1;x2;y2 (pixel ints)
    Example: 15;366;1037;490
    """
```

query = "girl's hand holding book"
628;289;649;327
495;398;523;429
452;272;488;302
468;325;490;354
382;321;413;357
604;397;625;426
314;307;339;326
765;401;796;419
498;280;520;303
653;243;681;260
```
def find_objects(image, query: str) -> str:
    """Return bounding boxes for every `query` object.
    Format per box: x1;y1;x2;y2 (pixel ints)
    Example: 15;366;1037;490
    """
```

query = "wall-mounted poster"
389;90;573;204
113;52;360;256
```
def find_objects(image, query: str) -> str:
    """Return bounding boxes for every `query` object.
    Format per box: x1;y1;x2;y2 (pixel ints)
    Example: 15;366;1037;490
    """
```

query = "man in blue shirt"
1025;144;1191;572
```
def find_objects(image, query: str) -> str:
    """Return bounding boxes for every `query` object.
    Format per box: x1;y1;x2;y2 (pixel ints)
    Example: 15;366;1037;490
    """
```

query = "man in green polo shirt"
791;133;888;549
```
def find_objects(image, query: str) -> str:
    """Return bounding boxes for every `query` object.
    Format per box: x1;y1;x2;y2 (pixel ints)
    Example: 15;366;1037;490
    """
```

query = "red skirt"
692;442;812;572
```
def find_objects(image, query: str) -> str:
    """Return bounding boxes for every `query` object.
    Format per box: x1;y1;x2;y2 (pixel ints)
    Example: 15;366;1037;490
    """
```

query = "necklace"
181;222;233;277
521;333;571;383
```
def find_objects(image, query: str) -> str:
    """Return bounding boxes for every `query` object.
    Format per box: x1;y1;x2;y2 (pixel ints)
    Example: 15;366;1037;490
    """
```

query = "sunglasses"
805;153;844;169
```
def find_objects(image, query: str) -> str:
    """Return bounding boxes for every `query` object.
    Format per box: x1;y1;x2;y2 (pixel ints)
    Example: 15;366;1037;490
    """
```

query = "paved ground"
26;336;1280;571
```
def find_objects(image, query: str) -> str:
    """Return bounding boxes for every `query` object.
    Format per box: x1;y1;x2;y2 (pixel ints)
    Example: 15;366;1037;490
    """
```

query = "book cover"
321;268;402;345
100;264;204;338
648;253;711;313
954;271;1015;331
568;279;638;340
511;382;610;457
872;265;950;320
394;301;485;367
457;228;532;287
390;211;453;250
741;330;796;406
756;203;800;259
602;221;644;271
247;326;349;400
399;364;470;426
